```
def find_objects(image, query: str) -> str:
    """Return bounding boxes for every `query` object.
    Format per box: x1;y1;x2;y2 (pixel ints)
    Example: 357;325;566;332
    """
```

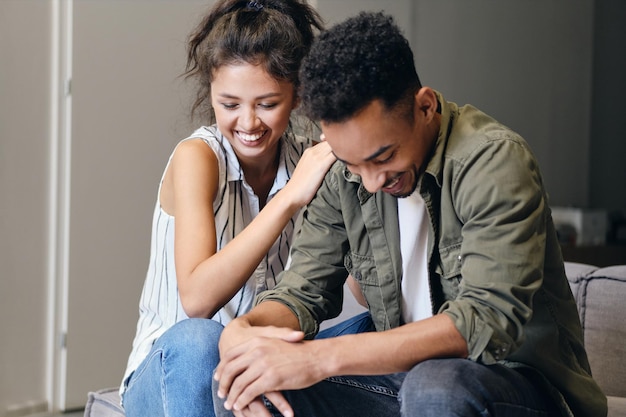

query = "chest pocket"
435;242;463;301
344;252;378;286
344;251;394;330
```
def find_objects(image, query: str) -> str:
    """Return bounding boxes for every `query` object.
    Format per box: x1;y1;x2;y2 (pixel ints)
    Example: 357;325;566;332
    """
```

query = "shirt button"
494;347;502;359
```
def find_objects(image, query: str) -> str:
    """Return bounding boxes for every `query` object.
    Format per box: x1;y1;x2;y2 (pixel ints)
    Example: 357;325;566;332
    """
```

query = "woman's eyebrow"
216;92;282;99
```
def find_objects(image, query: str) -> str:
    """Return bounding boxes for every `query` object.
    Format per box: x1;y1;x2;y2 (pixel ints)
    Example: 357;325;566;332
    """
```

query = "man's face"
321;91;438;198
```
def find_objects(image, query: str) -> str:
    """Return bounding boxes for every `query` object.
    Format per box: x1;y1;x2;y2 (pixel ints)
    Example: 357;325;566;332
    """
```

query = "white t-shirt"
398;191;432;323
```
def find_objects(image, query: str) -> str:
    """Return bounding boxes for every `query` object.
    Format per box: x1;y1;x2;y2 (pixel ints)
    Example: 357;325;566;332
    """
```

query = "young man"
213;11;607;417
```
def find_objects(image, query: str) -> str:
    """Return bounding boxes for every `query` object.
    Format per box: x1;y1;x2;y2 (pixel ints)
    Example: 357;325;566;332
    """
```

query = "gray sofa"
564;262;626;417
85;262;626;417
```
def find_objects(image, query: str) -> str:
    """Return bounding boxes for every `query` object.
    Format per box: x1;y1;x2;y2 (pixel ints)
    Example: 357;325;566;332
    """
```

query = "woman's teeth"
238;131;264;142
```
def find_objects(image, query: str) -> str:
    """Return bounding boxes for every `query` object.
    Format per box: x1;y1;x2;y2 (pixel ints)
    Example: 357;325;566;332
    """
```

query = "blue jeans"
122;313;372;417
272;359;557;417
123;318;224;417
213;314;559;416
315;311;375;339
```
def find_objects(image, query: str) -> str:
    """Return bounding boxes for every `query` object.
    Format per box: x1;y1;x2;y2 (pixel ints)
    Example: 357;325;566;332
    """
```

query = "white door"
51;0;210;410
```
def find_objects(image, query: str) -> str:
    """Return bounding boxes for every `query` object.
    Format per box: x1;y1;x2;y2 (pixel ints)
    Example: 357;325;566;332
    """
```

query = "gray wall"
1;0;624;414
590;0;626;213
1;1;52;414
413;1;595;209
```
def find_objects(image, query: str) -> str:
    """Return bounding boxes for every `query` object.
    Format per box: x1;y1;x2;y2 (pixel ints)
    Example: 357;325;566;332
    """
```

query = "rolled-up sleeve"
440;136;546;364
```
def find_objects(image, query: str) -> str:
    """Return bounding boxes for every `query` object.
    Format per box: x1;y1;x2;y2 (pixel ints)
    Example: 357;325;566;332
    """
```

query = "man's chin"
391;179;418;198
391;190;412;198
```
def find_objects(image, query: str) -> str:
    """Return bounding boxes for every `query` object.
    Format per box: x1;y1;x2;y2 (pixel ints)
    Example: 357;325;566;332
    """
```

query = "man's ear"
415;87;438;120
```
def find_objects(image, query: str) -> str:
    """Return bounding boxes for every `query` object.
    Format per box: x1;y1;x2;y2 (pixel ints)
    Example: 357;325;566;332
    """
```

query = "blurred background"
1;0;624;414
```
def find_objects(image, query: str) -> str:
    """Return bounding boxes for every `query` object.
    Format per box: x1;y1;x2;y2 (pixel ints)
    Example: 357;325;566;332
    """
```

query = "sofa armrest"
84;387;124;417
607;395;626;417
568;264;626;399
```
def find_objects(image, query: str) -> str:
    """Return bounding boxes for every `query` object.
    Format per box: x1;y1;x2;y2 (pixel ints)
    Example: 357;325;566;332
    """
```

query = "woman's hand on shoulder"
284;140;336;207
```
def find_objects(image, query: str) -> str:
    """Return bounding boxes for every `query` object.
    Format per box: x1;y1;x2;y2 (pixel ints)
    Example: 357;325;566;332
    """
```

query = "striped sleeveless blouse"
121;125;312;393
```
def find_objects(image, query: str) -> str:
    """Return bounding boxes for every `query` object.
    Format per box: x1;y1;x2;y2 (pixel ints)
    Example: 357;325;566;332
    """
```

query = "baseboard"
4;400;48;417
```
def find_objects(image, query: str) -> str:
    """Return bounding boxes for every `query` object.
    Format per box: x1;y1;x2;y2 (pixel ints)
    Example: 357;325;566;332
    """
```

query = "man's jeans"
123;318;224;417
213;314;558;417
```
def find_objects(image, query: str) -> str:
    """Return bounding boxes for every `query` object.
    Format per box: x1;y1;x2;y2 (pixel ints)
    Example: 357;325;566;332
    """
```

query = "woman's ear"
292;95;301;110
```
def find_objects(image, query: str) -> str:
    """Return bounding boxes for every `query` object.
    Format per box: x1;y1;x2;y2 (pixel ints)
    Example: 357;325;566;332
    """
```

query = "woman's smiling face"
211;62;296;163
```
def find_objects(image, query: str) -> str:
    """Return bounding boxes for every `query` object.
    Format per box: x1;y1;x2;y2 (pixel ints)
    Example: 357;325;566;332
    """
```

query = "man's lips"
382;173;404;193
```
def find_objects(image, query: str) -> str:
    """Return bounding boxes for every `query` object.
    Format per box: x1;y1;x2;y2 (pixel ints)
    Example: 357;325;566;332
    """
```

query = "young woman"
120;1;333;416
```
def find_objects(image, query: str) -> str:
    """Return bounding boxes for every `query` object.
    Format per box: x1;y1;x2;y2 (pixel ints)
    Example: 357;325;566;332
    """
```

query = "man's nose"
359;168;386;193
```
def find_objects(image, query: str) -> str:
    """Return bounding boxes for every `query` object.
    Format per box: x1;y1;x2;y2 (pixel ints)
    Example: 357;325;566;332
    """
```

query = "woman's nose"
240;107;260;130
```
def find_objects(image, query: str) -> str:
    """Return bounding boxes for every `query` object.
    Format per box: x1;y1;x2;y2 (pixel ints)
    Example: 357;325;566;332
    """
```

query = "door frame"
46;0;73;411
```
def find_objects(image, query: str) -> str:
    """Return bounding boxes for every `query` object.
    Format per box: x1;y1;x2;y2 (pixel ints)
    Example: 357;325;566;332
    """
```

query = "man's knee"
399;359;486;416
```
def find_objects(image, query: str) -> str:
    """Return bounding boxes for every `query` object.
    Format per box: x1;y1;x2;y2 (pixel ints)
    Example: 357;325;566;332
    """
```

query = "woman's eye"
219;102;278;110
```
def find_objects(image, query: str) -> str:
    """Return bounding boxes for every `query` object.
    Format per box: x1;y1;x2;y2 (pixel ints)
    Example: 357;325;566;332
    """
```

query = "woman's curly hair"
300;12;421;123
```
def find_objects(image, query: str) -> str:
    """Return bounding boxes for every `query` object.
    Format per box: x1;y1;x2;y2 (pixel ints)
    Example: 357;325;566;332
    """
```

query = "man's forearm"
228;302;468;378
218;301;302;355
215;310;469;416
316;313;469;377
246;300;301;329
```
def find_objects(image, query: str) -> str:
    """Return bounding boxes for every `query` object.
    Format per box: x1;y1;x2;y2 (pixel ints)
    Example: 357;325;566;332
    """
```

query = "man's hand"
223;393;290;417
224;396;275;417
218;315;303;356
215;335;328;417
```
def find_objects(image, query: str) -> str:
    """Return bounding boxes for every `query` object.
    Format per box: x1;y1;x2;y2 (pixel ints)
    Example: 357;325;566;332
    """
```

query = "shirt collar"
217;129;296;197
423;90;457;188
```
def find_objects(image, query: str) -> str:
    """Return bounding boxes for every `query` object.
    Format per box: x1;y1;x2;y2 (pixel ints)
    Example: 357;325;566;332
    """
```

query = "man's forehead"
322;133;394;167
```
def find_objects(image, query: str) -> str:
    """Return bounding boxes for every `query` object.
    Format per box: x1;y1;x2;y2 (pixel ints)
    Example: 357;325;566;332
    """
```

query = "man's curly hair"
299;11;421;123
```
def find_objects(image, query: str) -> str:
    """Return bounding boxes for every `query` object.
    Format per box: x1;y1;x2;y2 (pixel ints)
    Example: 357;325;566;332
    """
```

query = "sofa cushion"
576;265;626;398
84;387;125;417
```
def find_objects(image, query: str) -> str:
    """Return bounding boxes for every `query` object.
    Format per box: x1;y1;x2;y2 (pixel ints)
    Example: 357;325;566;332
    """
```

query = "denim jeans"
213;313;558;416
122;313;373;417
315;311;375;339
123;318;224;417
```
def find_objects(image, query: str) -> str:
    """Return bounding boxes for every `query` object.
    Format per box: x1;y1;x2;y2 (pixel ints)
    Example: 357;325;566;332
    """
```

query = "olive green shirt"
257;93;607;416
